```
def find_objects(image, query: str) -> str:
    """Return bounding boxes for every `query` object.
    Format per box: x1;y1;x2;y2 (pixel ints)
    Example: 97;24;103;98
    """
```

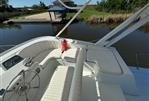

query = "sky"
9;0;99;7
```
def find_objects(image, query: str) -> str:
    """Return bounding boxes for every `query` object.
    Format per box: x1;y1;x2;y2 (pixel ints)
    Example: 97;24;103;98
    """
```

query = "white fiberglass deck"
126;67;149;101
81;66;149;101
0;36;148;101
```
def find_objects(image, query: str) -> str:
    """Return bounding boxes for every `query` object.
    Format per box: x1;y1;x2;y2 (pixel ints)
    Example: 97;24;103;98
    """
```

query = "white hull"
0;36;148;101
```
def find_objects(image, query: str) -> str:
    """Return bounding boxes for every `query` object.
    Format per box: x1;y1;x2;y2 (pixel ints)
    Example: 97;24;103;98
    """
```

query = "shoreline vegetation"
66;6;132;24
1;4;148;26
0;10;46;23
0;0;47;23
67;5;149;25
87;14;131;24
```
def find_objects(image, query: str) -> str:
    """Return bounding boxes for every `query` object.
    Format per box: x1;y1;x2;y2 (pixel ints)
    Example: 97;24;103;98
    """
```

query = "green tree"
0;0;8;6
39;1;47;9
96;0;149;12
0;0;9;12
32;4;39;9
31;1;47;10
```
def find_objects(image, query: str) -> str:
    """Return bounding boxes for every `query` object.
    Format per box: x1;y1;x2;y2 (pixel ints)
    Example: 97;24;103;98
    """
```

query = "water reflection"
0;24;22;29
0;22;148;67
51;24;68;35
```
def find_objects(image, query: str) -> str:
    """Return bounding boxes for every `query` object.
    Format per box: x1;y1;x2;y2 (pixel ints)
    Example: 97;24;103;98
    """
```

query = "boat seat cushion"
68;48;86;101
47;48;62;59
40;66;74;101
40;48;63;66
87;46;122;75
32;49;54;63
41;48;86;101
87;46;138;95
62;48;79;63
99;83;126;101
40;48;79;65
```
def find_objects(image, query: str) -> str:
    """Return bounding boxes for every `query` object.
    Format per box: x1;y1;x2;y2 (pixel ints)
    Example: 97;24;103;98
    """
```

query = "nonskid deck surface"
81;66;100;101
81;65;149;101
79;41;149;101
125;67;149;101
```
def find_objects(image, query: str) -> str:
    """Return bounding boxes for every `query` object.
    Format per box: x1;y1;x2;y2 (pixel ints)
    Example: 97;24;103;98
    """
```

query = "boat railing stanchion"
95;3;149;47
55;0;91;38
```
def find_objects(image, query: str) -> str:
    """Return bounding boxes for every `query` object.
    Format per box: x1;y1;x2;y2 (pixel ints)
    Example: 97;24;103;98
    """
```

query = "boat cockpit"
0;37;86;101
0;0;149;101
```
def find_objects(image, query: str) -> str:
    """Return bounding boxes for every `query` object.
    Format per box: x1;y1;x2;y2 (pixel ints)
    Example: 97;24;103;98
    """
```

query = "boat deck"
81;66;149;101
0;37;148;101
125;67;149;101
81;67;99;101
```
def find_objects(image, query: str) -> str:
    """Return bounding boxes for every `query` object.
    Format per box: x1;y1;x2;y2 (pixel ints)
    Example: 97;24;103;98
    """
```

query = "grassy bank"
67;6;109;20
67;6;131;23
0;10;46;23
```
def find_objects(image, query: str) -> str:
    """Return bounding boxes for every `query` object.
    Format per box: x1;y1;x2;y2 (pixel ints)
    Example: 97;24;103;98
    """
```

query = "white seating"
32;49;53;63
68;48;86;101
39;49;62;66
18;39;86;101
40;66;74;101
87;45;138;95
99;83;126;101
40;48;79;66
18;41;59;59
62;48;79;63
18;39;79;65
87;46;122;75
40;47;86;101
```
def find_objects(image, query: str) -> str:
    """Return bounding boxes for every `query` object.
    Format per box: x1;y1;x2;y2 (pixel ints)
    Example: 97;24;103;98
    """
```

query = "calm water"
0;22;149;67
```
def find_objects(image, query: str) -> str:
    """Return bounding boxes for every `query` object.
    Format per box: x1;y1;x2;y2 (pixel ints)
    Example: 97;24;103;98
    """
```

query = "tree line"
0;0;48;12
0;0;8;5
96;0;149;13
31;1;47;10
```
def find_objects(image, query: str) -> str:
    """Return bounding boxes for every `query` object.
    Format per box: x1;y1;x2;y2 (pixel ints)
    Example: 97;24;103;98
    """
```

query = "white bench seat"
39;49;62;65
62;48;78;63
40;48;78;66
99;83;126;101
87;46;122;75
87;46;138;95
40;48;86;101
33;49;54;63
41;66;74;101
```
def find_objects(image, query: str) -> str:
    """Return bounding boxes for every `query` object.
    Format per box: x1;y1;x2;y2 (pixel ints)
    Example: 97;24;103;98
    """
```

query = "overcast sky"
9;0;99;7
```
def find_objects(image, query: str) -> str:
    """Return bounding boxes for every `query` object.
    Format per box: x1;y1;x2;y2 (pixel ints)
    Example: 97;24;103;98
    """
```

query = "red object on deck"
61;39;68;53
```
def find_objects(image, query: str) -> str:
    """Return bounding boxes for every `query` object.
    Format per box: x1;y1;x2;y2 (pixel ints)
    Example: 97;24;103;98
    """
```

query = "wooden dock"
3;12;62;24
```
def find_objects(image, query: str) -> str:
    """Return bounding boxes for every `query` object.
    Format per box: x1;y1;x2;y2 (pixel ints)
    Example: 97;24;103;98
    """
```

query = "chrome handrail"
56;0;91;38
95;3;149;47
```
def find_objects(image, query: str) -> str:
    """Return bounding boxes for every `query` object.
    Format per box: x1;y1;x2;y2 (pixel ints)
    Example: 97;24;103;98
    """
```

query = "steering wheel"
2;68;40;101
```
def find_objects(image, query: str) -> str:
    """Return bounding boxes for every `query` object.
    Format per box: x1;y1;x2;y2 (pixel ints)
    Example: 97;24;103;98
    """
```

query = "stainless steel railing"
56;0;91;37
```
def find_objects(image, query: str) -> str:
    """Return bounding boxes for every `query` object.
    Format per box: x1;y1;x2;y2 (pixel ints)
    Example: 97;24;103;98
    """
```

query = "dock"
3;12;62;24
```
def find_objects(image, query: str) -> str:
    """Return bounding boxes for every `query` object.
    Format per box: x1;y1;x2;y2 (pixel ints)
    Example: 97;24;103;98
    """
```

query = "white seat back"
68;48;86;101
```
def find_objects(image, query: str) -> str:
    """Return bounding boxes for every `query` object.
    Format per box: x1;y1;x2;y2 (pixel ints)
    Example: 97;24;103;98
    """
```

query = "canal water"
0;22;149;67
